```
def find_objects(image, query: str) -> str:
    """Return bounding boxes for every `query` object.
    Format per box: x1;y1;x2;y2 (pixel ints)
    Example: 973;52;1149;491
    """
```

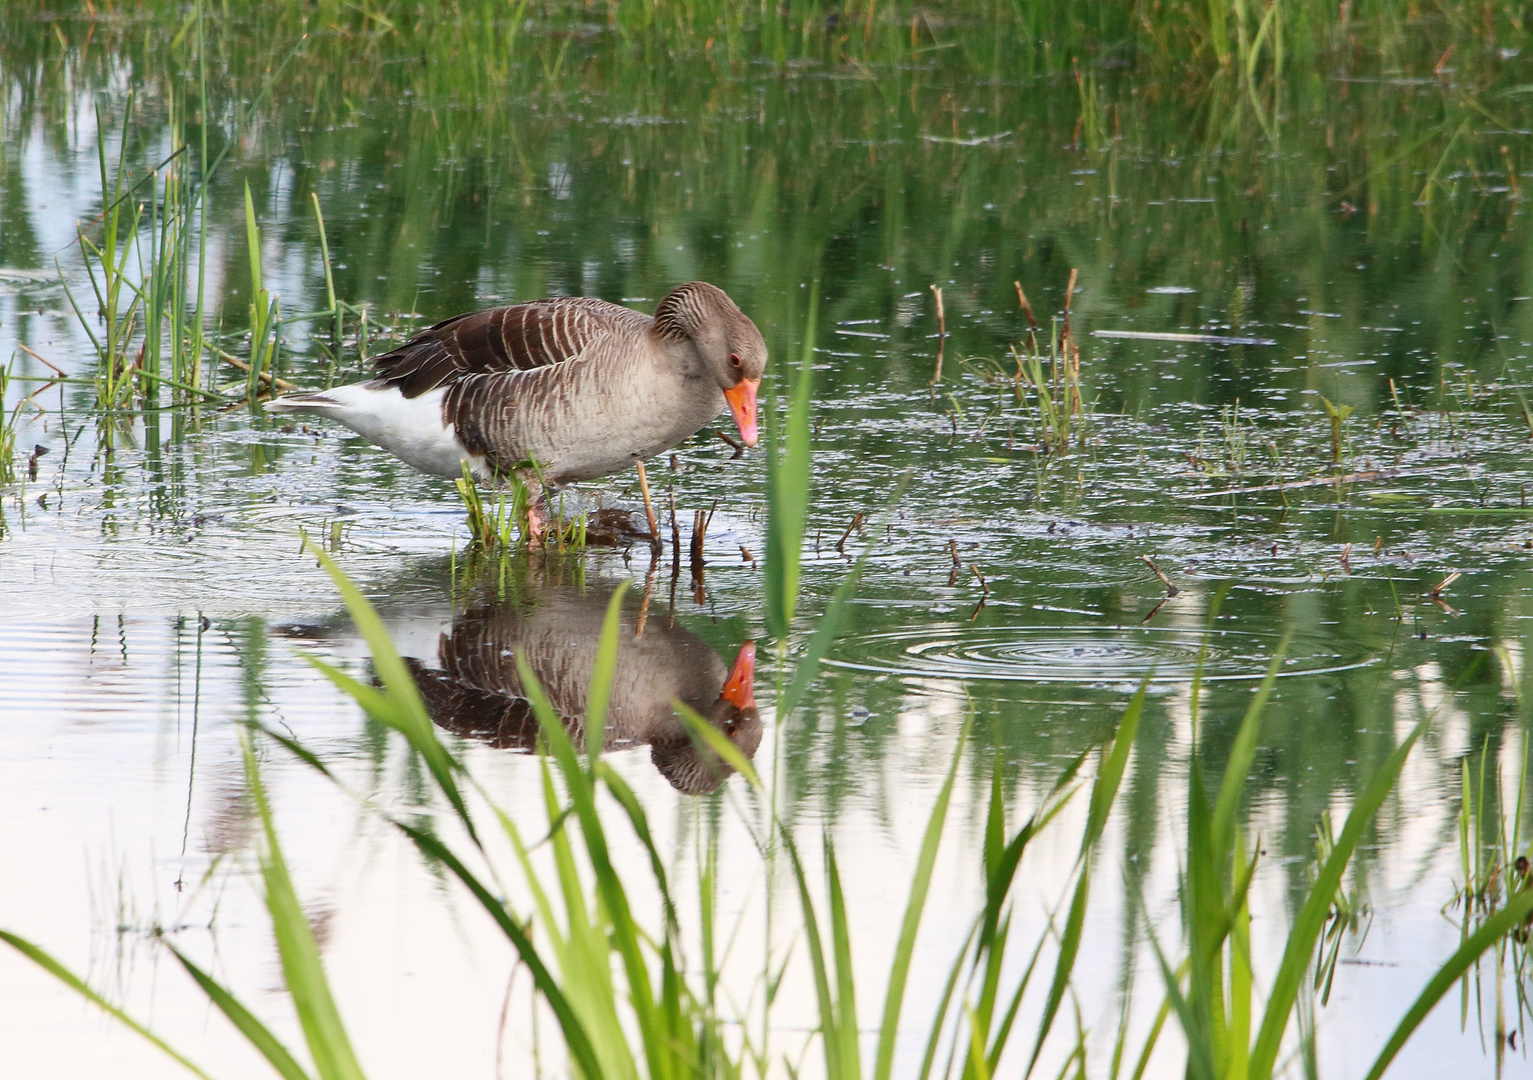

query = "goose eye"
729;353;742;368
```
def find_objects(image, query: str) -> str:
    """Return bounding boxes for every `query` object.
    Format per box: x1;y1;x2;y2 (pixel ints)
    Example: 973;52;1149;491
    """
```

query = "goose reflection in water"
401;585;759;795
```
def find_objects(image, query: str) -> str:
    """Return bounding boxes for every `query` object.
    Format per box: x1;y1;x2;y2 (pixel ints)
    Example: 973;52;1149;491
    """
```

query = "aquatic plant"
0;361;19;488
1012;275;1089;456
59;103;144;411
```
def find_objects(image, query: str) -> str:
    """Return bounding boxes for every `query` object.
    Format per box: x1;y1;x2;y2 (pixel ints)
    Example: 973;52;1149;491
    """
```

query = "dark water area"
3;6;1533;1076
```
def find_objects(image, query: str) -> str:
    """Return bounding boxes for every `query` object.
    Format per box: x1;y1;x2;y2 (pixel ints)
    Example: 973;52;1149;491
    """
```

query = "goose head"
654;282;767;447
652;643;761;795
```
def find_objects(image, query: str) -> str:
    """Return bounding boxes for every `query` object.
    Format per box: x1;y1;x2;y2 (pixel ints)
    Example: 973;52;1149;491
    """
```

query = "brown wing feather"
372;297;647;399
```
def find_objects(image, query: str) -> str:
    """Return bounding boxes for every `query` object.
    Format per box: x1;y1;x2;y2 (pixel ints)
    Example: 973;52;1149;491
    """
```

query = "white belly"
289;383;483;480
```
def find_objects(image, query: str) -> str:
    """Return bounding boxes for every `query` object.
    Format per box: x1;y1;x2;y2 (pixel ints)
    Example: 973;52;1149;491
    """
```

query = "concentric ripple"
823;625;1378;684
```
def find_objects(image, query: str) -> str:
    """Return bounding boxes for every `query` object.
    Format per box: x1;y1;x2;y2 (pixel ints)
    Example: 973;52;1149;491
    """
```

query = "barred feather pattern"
272;282;762;489
652;281;734;341
397;595;762;793
372;297;649;399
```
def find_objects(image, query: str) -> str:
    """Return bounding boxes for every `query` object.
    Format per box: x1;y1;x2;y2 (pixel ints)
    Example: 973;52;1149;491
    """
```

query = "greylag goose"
266;281;766;542
404;586;759;794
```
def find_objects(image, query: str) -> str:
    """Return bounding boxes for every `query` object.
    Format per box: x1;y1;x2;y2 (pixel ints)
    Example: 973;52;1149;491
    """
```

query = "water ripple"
824;625;1377;684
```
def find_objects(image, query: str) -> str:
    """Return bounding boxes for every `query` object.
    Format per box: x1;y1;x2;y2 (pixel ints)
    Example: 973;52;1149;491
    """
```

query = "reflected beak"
721;642;757;711
723;378;760;448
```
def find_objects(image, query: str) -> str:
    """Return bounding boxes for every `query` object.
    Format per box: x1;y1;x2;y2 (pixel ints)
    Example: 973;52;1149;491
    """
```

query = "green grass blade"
584;581;630;759
783;829;844;1080
516;654;658;1079
1024;864;1091;1079
1182;760;1224;1069
1025;693;1142;1077
1083;682;1146;852
387;811;606;1080
595;761;680;932
1248;719;1428;1079
964;1004;993;1080
873;714;971;1080
777;503;899;721
1140;913;1217;1080
826;843;862;1078
1365;888;1533;1080
242;732;366;1080
983;918;1047;1073
915;920;981;1080
165;944;314;1080
765;286;817;640
1211;633;1289;856
674;700;764;792
0;931;215;1080
303;540;473;835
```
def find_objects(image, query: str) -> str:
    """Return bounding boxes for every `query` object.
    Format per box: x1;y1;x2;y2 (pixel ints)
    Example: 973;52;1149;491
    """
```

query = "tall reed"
1013;275;1088;456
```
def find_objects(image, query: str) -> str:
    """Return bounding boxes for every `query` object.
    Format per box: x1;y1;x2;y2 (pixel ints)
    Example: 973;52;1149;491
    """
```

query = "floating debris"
1092;329;1278;346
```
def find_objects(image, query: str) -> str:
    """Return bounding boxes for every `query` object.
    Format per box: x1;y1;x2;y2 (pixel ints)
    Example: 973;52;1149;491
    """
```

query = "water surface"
2;8;1533;1077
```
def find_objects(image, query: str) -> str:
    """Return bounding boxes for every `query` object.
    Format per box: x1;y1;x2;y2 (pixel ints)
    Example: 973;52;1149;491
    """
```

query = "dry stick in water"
668;492;682;581
1013;281;1040;388
1061;267;1081;414
690;505;714;604
716;429;745;459
1138;559;1178;624
1428;571;1462;615
636;554;660;638
835;511;865;555
216;348;297;393
16;343;67;378
929;284;947;384
968;566;990;621
1141;555;1180;597
635;460;662;553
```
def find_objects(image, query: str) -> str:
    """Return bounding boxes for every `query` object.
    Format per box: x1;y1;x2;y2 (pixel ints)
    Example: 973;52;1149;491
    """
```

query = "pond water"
3;8;1533;1078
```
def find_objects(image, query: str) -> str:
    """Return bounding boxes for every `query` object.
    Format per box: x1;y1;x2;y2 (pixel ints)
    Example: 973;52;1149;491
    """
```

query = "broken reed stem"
690;506;712;572
716;429;745;458
1428;571;1461;599
835;511;865;554
16;343;67;378
1060;268;1081;413
930;284;946;385
1014;280;1039;355
1141;555;1180;597
215;348;297;392
669;491;682;581
635;554;659;638
635;459;662;553
689;504;713;604
949;538;961;567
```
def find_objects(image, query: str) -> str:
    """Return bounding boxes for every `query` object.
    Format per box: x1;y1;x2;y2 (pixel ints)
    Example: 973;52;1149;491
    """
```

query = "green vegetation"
5;0;1528;424
4;1;1533;1075
6;320;1533;1078
1012;276;1089;456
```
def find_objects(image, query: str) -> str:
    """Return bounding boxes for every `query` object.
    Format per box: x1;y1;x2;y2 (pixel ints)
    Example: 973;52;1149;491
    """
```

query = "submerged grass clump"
0;362;19;487
1012;274;1089;456
455;461;588;554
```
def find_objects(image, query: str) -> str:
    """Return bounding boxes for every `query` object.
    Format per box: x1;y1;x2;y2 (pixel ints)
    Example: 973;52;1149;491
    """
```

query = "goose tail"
264;391;346;415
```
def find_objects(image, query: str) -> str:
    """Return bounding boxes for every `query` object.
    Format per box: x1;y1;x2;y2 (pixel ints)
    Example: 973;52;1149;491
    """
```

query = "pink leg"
525;497;548;548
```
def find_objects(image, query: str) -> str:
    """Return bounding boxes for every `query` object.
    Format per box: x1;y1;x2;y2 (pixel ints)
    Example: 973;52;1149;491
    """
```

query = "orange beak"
720;642;757;711
723;378;760;448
